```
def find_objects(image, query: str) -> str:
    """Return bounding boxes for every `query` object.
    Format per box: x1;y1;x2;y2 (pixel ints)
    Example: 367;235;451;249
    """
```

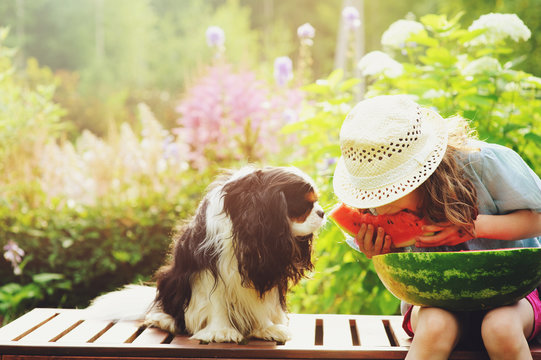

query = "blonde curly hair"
418;115;479;237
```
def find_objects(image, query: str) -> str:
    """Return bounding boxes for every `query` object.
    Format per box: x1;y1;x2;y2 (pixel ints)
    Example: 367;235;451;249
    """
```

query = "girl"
332;95;541;360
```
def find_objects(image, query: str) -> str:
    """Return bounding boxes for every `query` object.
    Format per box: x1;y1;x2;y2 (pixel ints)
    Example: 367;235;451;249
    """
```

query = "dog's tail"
84;284;157;321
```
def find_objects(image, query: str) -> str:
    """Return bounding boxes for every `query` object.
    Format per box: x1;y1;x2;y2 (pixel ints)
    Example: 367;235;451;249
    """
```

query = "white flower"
357;51;403;78
381;20;424;49
461;56;502;76
297;23;315;40
467;13;531;45
206;26;225;47
342;6;361;29
526;76;541;87
504;82;520;93
297;22;315;46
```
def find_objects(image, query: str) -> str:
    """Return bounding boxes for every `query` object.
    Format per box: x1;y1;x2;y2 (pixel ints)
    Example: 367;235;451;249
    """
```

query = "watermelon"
372;248;541;311
329;203;429;247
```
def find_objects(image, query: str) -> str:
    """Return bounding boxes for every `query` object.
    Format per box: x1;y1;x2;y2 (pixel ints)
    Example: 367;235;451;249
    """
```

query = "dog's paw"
144;311;177;334
251;324;291;342
191;327;244;343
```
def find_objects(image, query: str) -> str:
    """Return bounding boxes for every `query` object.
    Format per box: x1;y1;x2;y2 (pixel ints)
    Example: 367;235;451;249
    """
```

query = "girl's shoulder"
460;140;532;175
464;140;517;159
460;141;541;206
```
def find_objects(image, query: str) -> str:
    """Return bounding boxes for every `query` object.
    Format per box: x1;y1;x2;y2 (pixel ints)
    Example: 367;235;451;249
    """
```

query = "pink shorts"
402;288;541;342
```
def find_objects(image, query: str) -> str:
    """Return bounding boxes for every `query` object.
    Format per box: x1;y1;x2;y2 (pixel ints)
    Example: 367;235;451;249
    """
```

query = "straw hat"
333;95;448;209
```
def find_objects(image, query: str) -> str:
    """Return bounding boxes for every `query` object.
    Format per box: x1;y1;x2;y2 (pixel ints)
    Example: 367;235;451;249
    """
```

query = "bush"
286;11;541;316
359;12;541;174
0;186;195;315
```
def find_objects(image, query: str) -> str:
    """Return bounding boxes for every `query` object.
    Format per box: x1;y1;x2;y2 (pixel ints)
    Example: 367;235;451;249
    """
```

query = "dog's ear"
222;170;302;299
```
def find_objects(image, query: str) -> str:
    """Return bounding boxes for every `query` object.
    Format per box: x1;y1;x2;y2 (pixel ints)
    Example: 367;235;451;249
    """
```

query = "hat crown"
333;95;448;208
340;95;425;179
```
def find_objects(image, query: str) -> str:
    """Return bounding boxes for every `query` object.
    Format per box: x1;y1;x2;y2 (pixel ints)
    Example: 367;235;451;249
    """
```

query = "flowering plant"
175;63;303;169
3;240;25;275
358;12;541;173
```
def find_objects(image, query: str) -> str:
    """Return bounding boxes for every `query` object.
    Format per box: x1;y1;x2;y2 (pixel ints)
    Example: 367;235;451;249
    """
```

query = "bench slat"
131;326;170;345
387;316;412;347
170;334;202;346
17;310;83;344
281;313;316;348
55;318;112;344
92;320;141;344
0;308;58;341
355;316;392;347
319;314;354;347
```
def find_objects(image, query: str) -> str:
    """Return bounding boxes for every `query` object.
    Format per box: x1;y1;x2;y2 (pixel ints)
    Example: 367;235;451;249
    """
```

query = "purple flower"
274;56;293;86
4;240;24;275
282;108;298;123
206;26;225;48
297;23;315;40
342;6;361;29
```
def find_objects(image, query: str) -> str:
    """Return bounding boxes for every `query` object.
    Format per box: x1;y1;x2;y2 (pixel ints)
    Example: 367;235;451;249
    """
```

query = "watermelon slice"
373;248;541;311
329;203;429;247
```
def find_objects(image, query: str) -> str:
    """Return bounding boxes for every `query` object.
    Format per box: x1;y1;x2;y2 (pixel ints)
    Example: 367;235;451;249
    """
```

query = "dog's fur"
86;166;324;343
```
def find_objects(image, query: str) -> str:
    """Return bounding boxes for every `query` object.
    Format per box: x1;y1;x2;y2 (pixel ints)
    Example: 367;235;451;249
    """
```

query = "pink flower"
175;63;304;168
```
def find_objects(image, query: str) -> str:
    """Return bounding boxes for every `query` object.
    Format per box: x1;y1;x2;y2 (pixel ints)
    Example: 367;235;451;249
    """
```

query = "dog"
86;166;325;343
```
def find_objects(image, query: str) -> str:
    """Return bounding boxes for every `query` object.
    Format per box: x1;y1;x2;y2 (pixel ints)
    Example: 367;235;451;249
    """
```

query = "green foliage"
0;273;70;325
363;12;541;175
437;0;541;76
0;182;202;322
0;28;65;182
284;70;400;315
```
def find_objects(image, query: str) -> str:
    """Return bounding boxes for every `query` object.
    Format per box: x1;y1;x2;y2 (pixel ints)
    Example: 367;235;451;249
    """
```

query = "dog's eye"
288;200;314;219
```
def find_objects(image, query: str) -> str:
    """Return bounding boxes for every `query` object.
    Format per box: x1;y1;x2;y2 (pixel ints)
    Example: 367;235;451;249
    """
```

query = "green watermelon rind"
372;248;541;311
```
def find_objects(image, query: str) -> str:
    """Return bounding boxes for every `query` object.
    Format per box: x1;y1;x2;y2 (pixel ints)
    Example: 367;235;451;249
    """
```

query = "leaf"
460;94;497;107
420;14;457;32
112;250;131;263
301;82;330;95
408;31;438;47
420;47;457;67
503;56;526;70
339;78;361;92
458;28;487;44
524;132;541;143
327;69;344;89
503;123;526;134
32;273;65;284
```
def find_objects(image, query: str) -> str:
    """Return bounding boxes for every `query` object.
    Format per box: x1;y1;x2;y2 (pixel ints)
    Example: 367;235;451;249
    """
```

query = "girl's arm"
416;210;541;247
474;210;541;241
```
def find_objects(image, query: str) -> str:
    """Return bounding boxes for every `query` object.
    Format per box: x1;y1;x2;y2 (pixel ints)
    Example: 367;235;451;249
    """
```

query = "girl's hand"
416;222;473;247
354;223;392;259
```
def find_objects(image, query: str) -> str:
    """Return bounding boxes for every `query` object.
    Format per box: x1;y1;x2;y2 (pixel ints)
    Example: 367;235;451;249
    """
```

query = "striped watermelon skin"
372;248;541;311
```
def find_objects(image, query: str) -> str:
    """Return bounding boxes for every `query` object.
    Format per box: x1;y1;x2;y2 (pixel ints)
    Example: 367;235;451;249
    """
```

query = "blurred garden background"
1;0;540;324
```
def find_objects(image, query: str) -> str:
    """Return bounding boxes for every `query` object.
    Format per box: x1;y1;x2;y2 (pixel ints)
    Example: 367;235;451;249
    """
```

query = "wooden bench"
1;308;540;359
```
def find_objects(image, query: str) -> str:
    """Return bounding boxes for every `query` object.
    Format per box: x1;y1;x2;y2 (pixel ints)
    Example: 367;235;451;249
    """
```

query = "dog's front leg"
249;290;291;342
186;276;244;343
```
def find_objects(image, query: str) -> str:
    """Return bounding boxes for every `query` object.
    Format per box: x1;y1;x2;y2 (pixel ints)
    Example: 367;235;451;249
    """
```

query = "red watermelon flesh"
329;203;430;247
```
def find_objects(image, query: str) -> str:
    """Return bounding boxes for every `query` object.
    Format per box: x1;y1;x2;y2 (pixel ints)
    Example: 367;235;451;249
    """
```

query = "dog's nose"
316;210;325;218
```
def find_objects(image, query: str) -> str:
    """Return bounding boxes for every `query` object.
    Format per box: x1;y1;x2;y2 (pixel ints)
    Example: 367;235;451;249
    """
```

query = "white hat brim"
333;107;448;209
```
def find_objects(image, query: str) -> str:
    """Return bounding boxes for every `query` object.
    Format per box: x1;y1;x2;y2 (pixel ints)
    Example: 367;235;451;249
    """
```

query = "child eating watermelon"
333;95;541;359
